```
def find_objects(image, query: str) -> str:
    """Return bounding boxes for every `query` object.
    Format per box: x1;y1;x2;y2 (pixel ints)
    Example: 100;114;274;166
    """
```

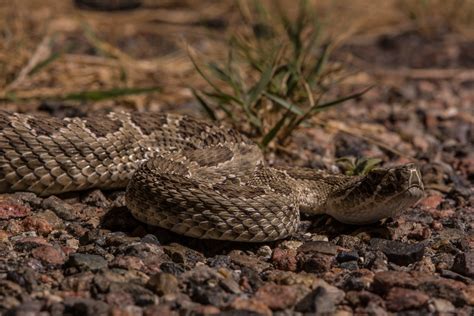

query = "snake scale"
0;111;424;242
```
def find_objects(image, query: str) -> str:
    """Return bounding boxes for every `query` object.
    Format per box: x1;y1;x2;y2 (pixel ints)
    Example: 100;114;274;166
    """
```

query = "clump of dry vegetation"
190;0;370;149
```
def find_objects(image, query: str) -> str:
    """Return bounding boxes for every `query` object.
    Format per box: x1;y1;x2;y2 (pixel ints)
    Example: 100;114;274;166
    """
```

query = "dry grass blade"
191;1;368;148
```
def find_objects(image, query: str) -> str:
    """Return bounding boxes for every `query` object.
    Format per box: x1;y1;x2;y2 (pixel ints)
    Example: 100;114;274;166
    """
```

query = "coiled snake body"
0;111;424;241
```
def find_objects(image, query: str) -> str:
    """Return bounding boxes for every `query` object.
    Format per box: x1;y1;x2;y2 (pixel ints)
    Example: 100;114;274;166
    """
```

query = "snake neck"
276;166;362;215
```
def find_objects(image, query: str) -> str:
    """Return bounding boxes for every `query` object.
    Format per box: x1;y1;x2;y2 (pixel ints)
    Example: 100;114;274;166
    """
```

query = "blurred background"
0;0;472;174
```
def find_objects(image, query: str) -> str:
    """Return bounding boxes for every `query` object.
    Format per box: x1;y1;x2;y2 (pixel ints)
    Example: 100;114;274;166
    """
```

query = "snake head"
327;163;425;225
369;163;424;197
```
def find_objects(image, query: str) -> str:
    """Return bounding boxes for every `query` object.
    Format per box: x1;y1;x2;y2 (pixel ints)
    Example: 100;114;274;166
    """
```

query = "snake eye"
366;169;386;182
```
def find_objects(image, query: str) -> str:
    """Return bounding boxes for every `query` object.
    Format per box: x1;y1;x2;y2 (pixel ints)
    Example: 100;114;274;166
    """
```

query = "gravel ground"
0;3;473;316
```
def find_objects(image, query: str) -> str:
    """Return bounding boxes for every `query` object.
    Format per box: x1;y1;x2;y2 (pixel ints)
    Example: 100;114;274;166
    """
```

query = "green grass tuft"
190;0;370;149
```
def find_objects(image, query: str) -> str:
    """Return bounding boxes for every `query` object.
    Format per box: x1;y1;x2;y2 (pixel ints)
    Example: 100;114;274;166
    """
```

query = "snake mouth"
408;166;424;191
406;185;424;200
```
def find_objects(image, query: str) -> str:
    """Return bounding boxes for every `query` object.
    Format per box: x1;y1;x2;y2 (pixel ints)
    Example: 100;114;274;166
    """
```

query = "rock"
0;230;8;242
298;253;333;273
452;251;474;278
105;291;135;307
419;195;443;209
370;238;426;265
336;251;359;263
229;297;272;316
440;269;472;284
207;255;231;268
296;241;337;273
8;300;43;315
0;199;31;220
339;261;359;270
372;271;419;294
163;243;205;268
262;270;318;289
13;236;50;251
429;298;456;314
334;235;362;249
147;273;179;296
31;245;66;265
22;216;53;236
42;196;79;221
141;234;161;245
81;189;110;208
160;262;185;276
0;280;23;298
341;269;374;291
257;245;272;259
385;287;429;312
345;290;385;310
255;284;299;310
109;282;157;306
143;304;177;316
62;298;109;316
106;232;140;247
229;250;271;273
62;272;95;292
183;266;236;307
240;267;264;290
67;253;108;271
419;277;468;306
109;255;145;271
298;241;338;255
271;247;297;271
295;281;345;313
364;250;388;271
6;268;39;292
279;240;303;250
12;192;43;208
118;241;164;259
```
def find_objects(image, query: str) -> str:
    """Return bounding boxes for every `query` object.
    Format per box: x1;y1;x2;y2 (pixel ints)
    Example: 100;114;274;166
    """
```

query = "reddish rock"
386;287;429;312
463;285;474;305
296;241;336;273
106;291;135;307
22;216;53;236
420;277;468;306
32;245;66;265
373;271;420;293
0;230;9;241
255;284;299;310
419;195;443;209
110;256;145;271
230;297;272;316
298;253;334;273
0;200;31;219
272;247;297;271
14;236;50;249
